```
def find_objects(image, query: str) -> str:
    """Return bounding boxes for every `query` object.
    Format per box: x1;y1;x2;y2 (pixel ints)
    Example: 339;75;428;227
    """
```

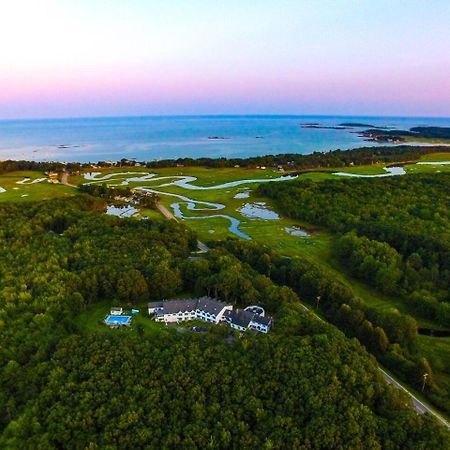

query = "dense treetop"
259;174;450;321
257;173;450;413
0;195;448;447
1;144;449;173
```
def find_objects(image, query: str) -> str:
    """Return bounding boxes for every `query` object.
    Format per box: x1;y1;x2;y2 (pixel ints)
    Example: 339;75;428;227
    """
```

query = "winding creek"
333;166;406;178
84;172;297;239
82;163;441;239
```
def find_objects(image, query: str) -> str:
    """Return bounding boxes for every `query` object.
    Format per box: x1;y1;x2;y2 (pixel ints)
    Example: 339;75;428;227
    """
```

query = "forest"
140;144;450;170
258;173;450;412
258;174;450;326
1;144;449;174
0;195;448;448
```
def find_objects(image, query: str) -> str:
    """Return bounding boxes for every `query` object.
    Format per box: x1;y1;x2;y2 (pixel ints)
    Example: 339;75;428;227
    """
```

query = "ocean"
0;115;449;163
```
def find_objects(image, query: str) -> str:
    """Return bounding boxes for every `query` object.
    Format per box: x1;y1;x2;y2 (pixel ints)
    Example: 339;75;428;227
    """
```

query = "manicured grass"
325;164;389;175
136;207;164;220
419;152;450;162
72;165;290;187
75;301;169;337
0;171;74;202
404;164;450;174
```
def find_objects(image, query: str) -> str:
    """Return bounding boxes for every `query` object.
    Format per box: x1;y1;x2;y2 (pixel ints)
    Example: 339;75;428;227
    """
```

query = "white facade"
228;322;247;332
149;299;271;333
249;319;270;334
155;308;197;323
155;304;232;324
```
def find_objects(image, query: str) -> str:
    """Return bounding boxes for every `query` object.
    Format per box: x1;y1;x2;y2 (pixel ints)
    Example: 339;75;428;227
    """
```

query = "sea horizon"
1;114;449;163
2;113;450;123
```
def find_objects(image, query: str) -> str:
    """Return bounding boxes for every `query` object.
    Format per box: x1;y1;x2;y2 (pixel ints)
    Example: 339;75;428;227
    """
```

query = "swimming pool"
105;315;132;326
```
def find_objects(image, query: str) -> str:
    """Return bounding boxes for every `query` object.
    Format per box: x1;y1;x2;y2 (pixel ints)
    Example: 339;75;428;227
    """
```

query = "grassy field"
71;165;289;186
403;136;450;145
75;301;170;337
419;152;450;162
0;171;75;202
404;164;450;174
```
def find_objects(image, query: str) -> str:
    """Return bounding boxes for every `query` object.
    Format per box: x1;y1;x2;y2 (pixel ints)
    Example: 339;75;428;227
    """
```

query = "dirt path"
61;172;77;188
156;202;178;221
156;202;210;253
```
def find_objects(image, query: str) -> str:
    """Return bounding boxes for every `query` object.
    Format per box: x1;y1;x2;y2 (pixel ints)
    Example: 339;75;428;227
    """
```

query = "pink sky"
0;1;449;119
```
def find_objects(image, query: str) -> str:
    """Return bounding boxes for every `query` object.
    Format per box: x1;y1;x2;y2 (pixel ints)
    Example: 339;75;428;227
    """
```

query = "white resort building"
148;297;272;333
224;309;272;334
148;297;232;324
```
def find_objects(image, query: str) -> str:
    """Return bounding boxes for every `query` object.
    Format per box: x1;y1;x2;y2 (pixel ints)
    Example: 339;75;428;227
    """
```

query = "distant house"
46;171;59;184
110;307;123;316
149;297;232;324
224;309;272;334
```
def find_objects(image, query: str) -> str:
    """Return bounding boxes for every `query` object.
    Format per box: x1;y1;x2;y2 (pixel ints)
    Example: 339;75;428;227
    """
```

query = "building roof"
196;296;230;315
224;309;254;328
161;299;198;314
148;301;164;309
225;309;272;329
151;297;231;316
250;314;272;326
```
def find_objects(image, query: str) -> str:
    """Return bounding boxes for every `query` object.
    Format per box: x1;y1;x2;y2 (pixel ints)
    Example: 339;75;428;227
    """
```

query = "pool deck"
104;315;132;326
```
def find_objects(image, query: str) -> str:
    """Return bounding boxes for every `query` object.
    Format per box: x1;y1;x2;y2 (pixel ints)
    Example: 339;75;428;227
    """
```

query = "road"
379;368;449;428
298;297;449;428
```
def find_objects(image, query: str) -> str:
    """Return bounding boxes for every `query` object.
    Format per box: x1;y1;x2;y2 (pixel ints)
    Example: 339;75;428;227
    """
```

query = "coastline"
1;115;450;163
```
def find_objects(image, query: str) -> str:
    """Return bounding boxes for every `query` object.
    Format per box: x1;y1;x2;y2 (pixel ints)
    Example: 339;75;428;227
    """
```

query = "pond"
234;190;251;199
238;202;280;220
106;205;139;218
284;226;310;237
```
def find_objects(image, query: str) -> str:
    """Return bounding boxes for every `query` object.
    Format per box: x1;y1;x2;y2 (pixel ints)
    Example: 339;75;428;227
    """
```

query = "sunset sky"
1;0;449;119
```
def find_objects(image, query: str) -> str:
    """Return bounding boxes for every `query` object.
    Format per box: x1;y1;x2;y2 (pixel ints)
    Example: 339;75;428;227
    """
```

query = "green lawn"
324;164;389;175
419;152;450;162
404;164;450;174
71;165;289;186
136;207;164;220
75;301;169;337
0;171;75;202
